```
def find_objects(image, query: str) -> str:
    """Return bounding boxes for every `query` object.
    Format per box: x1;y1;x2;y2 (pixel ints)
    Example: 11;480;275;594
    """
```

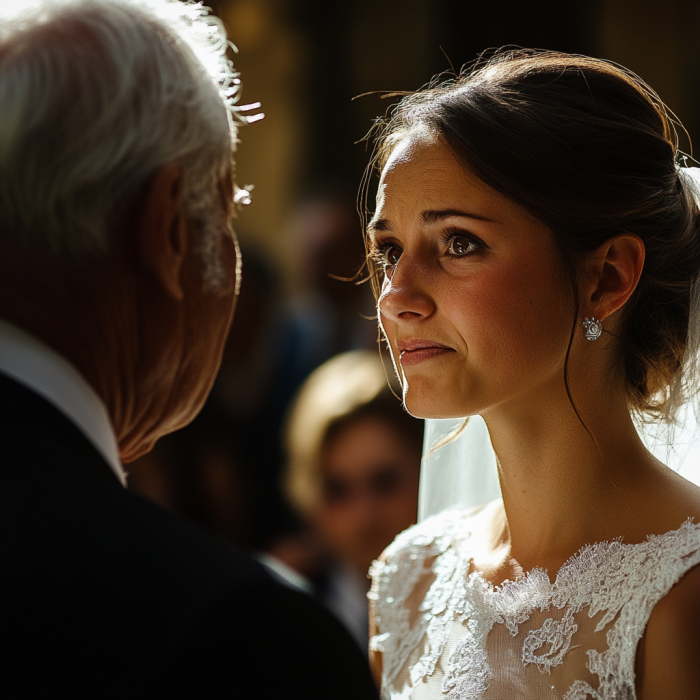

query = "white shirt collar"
0;318;126;486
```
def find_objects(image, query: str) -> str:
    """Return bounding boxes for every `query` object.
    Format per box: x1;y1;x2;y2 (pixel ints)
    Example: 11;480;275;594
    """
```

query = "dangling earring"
582;317;602;341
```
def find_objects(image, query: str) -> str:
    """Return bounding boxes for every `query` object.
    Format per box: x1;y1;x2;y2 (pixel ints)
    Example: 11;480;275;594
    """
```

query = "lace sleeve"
368;510;474;697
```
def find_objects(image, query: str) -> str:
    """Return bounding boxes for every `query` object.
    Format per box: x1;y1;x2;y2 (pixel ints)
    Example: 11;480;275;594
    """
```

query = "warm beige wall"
222;0;307;289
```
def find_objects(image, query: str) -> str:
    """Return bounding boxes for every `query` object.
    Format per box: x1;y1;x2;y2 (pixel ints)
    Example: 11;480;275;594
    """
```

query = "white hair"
0;0;247;287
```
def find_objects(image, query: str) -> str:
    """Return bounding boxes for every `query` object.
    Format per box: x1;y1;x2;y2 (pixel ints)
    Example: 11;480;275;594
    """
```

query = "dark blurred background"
128;0;700;646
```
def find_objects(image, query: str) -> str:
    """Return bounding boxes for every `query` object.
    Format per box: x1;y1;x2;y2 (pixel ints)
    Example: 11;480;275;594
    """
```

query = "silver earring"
582;317;602;341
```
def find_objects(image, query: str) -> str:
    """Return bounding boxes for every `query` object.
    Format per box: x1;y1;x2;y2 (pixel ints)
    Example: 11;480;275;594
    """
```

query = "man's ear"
138;163;187;301
583;233;645;321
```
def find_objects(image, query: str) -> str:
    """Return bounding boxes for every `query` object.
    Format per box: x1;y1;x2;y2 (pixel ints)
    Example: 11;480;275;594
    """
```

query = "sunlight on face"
371;133;574;420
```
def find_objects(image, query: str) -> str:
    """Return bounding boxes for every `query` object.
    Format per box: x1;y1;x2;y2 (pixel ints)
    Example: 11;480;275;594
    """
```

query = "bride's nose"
379;256;435;323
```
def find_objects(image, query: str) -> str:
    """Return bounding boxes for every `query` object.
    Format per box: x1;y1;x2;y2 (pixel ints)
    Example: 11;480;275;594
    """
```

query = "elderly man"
0;1;377;697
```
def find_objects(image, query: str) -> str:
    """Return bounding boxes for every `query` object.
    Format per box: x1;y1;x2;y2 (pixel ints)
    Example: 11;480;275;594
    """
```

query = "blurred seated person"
284;350;423;647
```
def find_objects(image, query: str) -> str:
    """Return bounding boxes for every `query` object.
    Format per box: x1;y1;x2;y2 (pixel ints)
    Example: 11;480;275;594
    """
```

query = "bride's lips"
397;339;455;366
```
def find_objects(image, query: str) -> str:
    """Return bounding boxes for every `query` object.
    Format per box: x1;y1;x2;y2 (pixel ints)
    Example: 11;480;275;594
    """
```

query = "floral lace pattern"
369;509;700;700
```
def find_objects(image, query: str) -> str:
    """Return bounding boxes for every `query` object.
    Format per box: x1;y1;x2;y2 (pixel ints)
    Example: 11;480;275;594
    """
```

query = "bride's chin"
403;391;472;421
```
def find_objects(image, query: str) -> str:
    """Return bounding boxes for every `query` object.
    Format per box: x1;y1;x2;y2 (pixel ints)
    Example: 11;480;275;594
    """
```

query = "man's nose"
378;256;435;323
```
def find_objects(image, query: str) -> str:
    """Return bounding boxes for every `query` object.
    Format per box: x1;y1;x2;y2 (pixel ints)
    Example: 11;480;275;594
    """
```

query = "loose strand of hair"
563;283;604;462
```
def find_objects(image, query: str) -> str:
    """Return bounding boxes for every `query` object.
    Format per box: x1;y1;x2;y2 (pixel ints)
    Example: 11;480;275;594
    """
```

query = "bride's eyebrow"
420;209;498;224
367;208;498;239
367;218;392;239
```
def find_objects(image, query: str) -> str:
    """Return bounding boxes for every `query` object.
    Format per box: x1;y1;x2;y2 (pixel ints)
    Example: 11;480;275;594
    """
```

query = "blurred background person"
283;350;423;647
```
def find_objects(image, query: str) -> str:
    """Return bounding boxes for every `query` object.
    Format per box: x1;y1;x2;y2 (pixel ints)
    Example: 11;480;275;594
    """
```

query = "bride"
364;50;700;700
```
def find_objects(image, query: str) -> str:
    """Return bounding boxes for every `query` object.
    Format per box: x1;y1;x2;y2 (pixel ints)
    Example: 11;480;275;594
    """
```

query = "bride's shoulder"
368;502;497;616
375;500;496;567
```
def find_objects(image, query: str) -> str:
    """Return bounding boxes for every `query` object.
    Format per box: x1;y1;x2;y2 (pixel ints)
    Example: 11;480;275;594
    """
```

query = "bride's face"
372;133;574;419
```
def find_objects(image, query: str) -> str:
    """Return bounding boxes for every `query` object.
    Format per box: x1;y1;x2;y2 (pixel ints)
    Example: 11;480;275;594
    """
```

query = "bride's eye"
444;231;482;257
371;242;402;277
385;246;402;267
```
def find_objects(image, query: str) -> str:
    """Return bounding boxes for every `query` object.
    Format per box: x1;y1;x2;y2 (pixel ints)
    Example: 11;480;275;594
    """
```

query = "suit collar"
0;318;125;486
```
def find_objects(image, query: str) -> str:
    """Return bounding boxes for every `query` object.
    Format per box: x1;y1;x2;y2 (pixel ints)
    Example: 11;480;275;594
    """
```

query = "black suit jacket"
0;374;378;699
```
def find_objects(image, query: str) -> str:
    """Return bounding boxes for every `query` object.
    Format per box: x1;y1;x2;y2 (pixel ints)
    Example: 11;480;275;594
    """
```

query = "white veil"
419;411;700;522
418;165;700;522
419;416;499;521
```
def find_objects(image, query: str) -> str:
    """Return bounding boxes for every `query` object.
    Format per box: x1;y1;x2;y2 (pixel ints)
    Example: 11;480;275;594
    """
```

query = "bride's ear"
582;233;645;322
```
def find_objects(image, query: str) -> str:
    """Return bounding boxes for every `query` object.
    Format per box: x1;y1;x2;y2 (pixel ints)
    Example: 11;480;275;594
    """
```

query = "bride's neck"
483;381;662;571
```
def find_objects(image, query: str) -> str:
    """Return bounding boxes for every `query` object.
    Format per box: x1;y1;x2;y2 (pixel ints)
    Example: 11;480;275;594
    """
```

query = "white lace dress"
369;506;700;700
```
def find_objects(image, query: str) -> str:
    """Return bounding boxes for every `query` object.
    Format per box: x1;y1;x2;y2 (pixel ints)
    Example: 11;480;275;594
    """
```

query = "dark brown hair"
363;49;700;419
321;390;425;460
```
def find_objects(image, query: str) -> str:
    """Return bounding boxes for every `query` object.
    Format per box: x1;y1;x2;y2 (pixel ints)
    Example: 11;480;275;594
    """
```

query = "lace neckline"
466;517;699;596
371;508;700;700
